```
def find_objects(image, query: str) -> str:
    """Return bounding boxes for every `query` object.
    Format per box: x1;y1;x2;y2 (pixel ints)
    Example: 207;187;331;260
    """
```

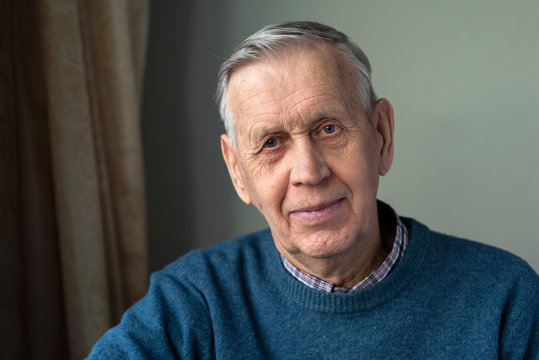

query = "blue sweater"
88;218;538;359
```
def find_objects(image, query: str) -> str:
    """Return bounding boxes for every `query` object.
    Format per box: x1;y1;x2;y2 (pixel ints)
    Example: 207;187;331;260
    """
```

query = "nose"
290;139;330;186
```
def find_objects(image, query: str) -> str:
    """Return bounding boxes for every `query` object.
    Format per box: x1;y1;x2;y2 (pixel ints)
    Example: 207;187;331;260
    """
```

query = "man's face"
221;45;394;270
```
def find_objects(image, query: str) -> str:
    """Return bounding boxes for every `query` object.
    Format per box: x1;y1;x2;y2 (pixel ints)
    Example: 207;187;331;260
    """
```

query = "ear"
221;134;252;204
370;98;395;176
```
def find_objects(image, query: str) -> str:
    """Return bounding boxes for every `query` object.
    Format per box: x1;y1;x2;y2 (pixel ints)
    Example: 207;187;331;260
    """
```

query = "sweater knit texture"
88;218;539;359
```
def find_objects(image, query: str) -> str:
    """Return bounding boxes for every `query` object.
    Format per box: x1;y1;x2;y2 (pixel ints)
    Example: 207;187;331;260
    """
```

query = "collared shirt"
281;210;409;293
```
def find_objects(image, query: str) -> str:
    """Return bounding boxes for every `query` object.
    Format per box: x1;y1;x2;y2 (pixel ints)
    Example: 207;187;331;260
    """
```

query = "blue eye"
322;124;337;134
264;138;279;148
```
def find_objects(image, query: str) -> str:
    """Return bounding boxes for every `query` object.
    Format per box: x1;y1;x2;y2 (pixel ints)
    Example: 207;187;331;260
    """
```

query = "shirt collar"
280;202;409;293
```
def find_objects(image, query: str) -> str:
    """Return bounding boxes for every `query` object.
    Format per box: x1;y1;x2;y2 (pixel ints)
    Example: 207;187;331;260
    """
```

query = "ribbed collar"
265;218;432;314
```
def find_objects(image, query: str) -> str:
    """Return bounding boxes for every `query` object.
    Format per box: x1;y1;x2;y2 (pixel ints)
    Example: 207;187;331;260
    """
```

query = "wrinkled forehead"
226;43;360;117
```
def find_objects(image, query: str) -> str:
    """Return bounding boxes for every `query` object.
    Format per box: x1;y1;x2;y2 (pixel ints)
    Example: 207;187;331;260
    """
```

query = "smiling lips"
289;198;345;224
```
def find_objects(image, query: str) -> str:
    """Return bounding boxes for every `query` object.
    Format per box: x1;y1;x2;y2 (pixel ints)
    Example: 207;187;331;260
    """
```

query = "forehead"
226;45;360;133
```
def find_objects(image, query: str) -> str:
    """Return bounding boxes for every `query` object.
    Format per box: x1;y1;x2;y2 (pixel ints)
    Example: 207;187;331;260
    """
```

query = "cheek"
338;146;379;193
241;160;289;214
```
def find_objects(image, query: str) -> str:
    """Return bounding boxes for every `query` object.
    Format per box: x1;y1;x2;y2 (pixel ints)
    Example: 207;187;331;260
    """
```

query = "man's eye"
322;124;338;134
264;138;279;148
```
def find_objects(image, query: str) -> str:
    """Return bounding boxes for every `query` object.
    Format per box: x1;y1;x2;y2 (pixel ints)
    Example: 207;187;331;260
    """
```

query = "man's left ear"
370;98;394;176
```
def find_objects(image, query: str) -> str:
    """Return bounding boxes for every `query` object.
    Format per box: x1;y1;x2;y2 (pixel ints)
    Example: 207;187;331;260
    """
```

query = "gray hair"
216;21;377;146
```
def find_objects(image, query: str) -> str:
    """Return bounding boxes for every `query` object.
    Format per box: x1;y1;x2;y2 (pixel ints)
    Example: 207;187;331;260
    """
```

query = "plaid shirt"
281;211;409;293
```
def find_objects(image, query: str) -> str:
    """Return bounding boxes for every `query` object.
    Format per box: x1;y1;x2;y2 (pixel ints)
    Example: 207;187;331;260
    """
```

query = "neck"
279;203;397;288
321;237;387;287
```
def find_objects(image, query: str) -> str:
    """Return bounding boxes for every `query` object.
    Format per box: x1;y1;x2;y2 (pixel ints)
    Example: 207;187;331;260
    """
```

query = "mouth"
289;198;345;224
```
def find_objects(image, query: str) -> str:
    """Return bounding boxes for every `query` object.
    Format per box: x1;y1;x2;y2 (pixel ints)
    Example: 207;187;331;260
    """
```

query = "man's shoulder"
401;217;538;359
86;231;277;359
157;228;276;283
405;217;538;288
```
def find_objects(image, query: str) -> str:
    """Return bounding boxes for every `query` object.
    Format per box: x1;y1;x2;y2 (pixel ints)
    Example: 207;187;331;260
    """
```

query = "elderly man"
89;21;538;359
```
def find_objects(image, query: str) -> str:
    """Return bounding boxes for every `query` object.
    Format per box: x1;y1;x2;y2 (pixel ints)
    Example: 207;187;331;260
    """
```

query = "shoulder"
402;217;538;358
153;228;277;293
404;217;538;282
88;229;276;359
403;217;538;317
405;217;538;322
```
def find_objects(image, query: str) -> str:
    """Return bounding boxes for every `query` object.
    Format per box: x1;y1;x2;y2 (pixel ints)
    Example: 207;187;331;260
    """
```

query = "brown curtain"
1;0;149;359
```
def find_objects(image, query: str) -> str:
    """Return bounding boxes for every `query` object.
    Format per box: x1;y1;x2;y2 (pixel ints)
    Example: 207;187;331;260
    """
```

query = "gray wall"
142;1;539;272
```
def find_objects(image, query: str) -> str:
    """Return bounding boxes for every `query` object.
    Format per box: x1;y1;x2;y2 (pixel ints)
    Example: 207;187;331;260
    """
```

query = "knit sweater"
88;218;538;359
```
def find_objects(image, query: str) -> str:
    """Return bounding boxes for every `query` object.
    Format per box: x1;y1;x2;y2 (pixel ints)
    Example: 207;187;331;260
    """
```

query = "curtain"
1;0;149;358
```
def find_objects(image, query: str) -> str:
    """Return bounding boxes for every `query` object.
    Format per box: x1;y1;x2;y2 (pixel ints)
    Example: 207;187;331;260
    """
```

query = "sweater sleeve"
86;271;214;359
499;269;539;360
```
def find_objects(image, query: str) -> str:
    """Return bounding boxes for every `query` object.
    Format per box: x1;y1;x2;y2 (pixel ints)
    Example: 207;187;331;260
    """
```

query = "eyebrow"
249;124;282;144
248;111;337;144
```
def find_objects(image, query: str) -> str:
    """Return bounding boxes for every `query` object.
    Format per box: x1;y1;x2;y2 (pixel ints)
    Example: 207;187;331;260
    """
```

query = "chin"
297;229;355;259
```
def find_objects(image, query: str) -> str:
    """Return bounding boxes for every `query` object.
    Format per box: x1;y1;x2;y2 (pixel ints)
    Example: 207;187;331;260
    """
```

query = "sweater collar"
266;217;432;313
280;203;409;293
